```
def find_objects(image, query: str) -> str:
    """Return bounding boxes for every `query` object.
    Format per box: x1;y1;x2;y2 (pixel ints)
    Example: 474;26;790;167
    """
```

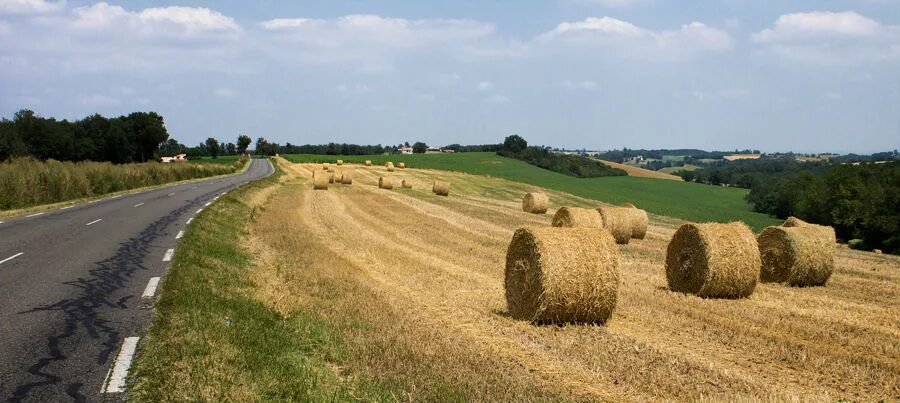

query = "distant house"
723;154;762;161
160;153;187;163
425;147;442;154
399;146;413;154
441;149;456;153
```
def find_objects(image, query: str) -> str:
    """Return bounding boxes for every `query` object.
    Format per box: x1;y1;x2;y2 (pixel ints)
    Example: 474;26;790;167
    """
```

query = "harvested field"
598;159;684;181
237;159;900;401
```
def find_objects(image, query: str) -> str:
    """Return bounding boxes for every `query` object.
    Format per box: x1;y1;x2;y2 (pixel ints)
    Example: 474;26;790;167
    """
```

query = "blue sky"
1;0;898;153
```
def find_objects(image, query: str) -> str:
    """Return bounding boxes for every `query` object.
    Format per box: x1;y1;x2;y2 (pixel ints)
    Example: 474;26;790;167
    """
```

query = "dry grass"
598;160;684;181
240;160;900;402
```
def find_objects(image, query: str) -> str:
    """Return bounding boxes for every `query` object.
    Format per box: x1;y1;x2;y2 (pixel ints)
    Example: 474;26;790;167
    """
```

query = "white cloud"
752;11;881;43
0;0;65;14
751;11;900;63
70;2;241;36
476;81;493;91
537;17;732;60
260;18;309;30
78;94;120;107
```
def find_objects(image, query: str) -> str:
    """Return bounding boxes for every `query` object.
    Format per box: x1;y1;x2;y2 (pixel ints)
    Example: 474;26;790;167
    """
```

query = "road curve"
0;158;273;402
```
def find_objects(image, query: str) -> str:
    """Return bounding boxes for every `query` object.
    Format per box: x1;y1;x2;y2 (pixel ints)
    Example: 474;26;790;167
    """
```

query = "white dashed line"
110;195;121;199
60;206;74;210
186;217;193;225
25;212;44;218
133;203;144;208
162;248;174;262
0;252;24;266
168;193;175;197
204;202;211;207
101;337;139;393
85;219;103;226
141;277;161;298
196;209;203;214
175;230;184;239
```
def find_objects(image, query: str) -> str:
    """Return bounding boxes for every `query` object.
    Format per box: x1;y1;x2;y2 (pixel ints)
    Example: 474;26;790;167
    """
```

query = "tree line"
498;135;626;178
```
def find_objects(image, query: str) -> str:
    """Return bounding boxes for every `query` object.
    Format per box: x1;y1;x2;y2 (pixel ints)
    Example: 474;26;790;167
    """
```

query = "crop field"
596;159;683;181
284;153;779;230
133;158;900;401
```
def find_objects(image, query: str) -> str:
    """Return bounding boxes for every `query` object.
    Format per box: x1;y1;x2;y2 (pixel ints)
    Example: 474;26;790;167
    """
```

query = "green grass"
662;155;686;163
659;164;700;174
284;152;779;230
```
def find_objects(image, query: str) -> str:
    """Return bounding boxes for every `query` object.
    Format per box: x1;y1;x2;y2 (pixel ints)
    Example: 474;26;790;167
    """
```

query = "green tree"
205;138;221;159
126;112;168;162
236;134;251;154
412;142;428;153
502;134;527;154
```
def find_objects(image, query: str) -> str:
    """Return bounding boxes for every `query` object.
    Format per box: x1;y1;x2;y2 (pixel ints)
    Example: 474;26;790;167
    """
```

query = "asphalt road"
0;158;273;402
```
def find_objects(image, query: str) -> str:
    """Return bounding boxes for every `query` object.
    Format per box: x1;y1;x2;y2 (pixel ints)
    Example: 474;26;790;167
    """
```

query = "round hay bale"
313;173;328;190
783;216;807;227
874;249;883;254
505;226;619;324
758;225;835;286
336;159;343;166
620;205;649;240
328;172;335;184
365;160;372;166
397;162;406;169
665;222;760;298
432;180;450;196
597;207;632;244
522;192;549;214
551;207;603;228
341;171;353;185
322;163;329;170
386;162;395;172
378;176;393;189
401;179;412;188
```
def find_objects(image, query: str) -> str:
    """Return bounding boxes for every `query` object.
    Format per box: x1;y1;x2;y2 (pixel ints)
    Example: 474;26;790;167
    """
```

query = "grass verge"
283;152;779;230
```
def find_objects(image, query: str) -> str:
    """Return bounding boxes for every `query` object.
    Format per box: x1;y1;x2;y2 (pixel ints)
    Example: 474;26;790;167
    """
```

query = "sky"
0;0;898;153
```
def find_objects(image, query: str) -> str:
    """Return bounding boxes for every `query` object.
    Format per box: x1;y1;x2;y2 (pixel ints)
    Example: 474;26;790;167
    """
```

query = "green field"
661;155;686;163
659;164;700;174
283;152;779;230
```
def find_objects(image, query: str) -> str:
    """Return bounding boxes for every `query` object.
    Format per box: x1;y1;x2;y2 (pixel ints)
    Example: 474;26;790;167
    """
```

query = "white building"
399;146;413;154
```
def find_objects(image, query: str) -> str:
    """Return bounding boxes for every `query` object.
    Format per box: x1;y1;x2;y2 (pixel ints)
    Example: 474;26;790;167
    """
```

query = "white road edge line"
186;217;193;225
0;252;24;265
110;195;121;199
60;206;74;210
204;202;212;207
168;192;175;196
85;219;103;226
133;202;144;208
175;230;184;239
101;336;140;394
162;248;174;262
25;212;44;218
141;277;161;298
196;208;203;214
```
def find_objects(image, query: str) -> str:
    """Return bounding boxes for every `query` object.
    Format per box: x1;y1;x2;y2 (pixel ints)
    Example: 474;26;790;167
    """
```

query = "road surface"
0;158;273;402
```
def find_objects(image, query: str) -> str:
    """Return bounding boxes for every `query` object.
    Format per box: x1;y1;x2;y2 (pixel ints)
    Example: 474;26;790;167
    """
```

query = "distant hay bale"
341;171;353;185
328;172;335;183
397;162;406;169
597;207;631;244
551;207;603;228
522;192;549;214
758;225;835;287
783;216;807;227
313;173;328;190
322;163;329;170
327;166;334;173
378;176;393;189
402;179;412;188
505;226;619;324
432;180;450;196
337;159;343;166
365;160;372;166
874;249;883;254
386;162;395;172
620;204;649;240
665;222;760;298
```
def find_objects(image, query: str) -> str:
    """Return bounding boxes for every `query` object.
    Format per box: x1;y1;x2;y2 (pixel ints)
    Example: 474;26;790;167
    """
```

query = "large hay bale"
665;222;760;298
505;227;619;324
336;159;343;166
378;176;393;189
397;162;406;169
551;207;603;228
620;204;649;240
597;207;632;244
313;173;328;190
432;180;450;196
341;171;353;185
758;225;835;286
522;192;549;214
365;160;372;166
783;216;807;227
401;179;412;188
